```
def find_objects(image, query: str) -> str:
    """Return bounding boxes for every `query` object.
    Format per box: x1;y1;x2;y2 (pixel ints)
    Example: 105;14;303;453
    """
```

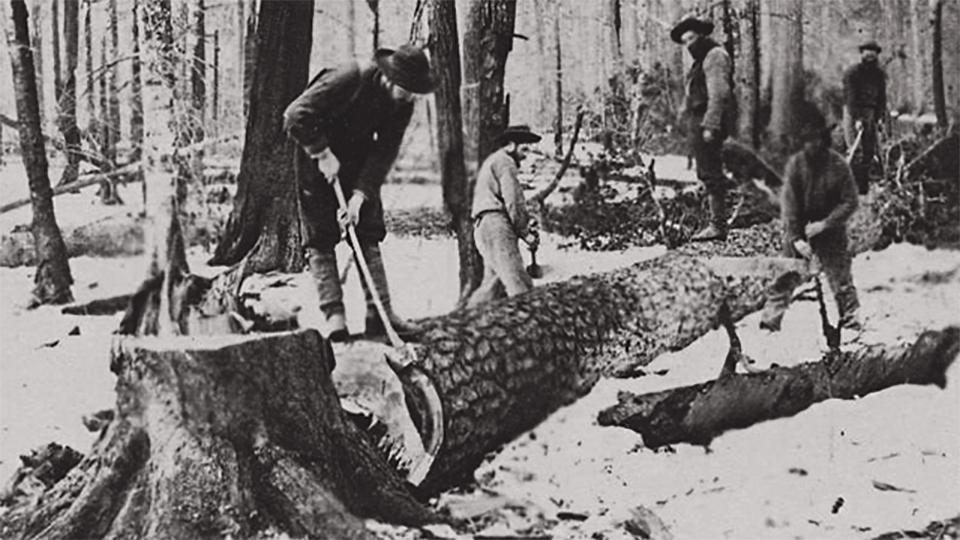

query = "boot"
358;244;422;340
307;248;349;341
691;191;728;242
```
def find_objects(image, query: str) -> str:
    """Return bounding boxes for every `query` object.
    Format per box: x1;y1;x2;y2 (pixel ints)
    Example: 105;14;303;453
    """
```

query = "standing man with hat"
283;44;434;341
671;15;735;242
760;103;862;334
467;126;542;308
842;39;887;194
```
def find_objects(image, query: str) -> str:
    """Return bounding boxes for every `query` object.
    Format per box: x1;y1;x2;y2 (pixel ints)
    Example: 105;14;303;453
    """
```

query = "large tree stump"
597;327;960;448
0;331;432;539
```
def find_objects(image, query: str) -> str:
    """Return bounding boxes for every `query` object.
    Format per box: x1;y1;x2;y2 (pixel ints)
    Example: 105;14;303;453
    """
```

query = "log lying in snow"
597;327;959;448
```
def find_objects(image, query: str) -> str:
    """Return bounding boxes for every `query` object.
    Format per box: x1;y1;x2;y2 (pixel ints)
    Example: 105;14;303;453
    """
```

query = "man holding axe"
760;103;863;334
467;126;542;308
283;44;435;341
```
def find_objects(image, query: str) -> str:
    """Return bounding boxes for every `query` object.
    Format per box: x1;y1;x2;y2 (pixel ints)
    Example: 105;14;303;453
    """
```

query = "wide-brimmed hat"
374;44;435;94
670;16;714;44
498;125;542;145
858;40;882;53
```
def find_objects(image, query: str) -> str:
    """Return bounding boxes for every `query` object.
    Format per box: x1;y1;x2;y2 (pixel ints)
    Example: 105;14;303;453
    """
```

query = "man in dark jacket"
843;39;887;194
760;104;862;334
671;15;735;241
283;44;434;341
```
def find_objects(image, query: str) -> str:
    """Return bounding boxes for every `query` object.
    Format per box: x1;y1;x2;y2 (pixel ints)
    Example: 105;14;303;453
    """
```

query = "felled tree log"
597;327;959;448
0;331;432;539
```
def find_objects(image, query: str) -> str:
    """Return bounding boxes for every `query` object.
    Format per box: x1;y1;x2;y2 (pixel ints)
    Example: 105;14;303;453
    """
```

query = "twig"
528;107;585;206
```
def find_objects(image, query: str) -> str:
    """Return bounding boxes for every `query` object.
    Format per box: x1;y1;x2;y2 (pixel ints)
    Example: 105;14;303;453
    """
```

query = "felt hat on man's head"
670;16;715;44
797;102;836;138
498;125;542;146
858;39;882;53
375;44;435;94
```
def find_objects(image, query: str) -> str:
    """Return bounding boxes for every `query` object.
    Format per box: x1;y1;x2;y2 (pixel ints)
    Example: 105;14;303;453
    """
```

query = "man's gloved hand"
702;128;715;143
854;120;864;132
312;148;340;180
804;220;827;238
793;239;813;260
337;191;366;228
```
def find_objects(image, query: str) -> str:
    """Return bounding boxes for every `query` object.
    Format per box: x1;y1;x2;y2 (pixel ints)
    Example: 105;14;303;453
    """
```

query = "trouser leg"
815;240;860;328
759;270;804;331
468;214;531;307
306;247;348;340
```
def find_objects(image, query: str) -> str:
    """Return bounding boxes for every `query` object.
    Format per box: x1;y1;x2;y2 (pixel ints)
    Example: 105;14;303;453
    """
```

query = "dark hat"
670;16;715;44
859;40;882;53
375;44;435;94
498;125;542;145
797;103;835;138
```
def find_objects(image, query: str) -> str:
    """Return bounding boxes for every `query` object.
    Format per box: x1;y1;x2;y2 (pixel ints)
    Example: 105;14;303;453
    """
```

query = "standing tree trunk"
462;0;516;165
735;0;760;147
29;0;43;128
107;0;120;164
429;0;482;308
209;0;311;273
242;0;257;122
929;0;946;127
130;0;144;186
82;0;96;148
212;29;219;141
190;0;206;178
4;0;74;306
767;0;803;157
53;0;82;186
346;0;356;58
553;0;562;157
368;0;379;51
910;0;925;113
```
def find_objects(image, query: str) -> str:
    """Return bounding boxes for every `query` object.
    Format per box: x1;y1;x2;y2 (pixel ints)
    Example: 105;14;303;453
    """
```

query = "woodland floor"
0;154;958;539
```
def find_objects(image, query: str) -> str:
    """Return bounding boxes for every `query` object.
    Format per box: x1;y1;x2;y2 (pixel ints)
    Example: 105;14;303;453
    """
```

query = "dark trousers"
761;229;860;329
843;106;878;195
688;114;728;195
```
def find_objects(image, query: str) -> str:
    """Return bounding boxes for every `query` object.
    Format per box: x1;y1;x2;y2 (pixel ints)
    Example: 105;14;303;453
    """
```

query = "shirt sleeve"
495;157;530;236
822;156;859;230
283;64;359;155
701;48;732;131
354;103;414;199
780;155;804;257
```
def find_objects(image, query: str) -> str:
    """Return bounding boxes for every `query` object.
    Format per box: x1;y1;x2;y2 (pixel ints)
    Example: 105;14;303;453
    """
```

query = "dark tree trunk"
190;0;206;177
83;0;96;148
734;0;760;147
107;0;120;164
553;0;562;157
212;29;219;138
54;0;82;186
767;0;803;157
599;328;960;448
29;0;43;127
462;0;516;165
130;0;144;184
429;0;482;309
368;0;379;51
209;0;310;273
242;0;257;122
930;0;946;128
5;0;74;306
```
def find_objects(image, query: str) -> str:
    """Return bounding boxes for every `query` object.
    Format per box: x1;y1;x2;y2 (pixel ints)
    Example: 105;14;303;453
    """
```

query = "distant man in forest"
467;126;542;307
671;15;735;242
760;103;862;334
842;39;887;194
283;44;434;342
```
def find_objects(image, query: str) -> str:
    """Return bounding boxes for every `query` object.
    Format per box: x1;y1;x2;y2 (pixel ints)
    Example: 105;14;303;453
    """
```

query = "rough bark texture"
106;0;120;166
735;0;760;147
598;328;960;448
462;0;516;165
130;0;144;183
0;331;433;539
189;0;205;179
6;0;74;306
54;0;82;187
553;0;562;157
209;0;308;273
767;0;803;155
930;0;946;127
429;0;482;308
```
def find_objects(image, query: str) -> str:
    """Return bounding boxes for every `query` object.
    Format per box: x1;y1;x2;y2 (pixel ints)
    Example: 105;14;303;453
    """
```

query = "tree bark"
429;0;482;308
53;0;82;187
130;0;144;185
107;0;120;165
189;0;206;179
929;0;946;127
462;0;516;165
209;0;310;273
83;0;94;140
553;0;562;157
0;331;434;539
735;0;760;147
910;0;925;113
767;0;803;156
242;0;257;122
598;327;960;448
29;0;43;128
4;0;74;306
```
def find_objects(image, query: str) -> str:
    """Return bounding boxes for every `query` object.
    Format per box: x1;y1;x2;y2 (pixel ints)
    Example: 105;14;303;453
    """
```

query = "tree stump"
0;330;432;539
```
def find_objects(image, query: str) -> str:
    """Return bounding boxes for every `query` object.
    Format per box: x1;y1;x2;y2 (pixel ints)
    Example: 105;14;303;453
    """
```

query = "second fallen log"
597;327;959;448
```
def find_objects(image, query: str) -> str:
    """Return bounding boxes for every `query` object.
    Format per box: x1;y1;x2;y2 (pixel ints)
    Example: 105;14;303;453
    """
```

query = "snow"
0;156;958;538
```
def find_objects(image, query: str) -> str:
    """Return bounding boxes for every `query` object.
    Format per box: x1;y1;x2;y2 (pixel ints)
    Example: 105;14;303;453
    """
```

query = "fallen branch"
0;161;141;214
0;113;111;170
61;293;133;316
598;327;959;448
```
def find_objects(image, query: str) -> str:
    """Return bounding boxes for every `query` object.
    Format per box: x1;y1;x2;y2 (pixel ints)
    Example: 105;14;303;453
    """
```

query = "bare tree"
130;0;144;181
910;0;925;113
242;0;257;121
735;0;760;147
189;0;206;177
29;0;43;127
83;0;95;143
107;0;120;164
767;0;803;156
553;0;562;156
4;0;74;306
929;0;946;127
